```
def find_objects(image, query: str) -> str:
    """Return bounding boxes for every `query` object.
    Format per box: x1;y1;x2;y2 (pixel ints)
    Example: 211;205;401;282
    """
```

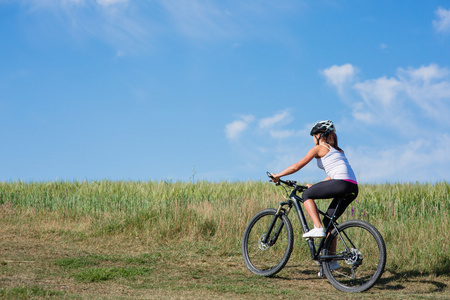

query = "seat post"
331;198;342;221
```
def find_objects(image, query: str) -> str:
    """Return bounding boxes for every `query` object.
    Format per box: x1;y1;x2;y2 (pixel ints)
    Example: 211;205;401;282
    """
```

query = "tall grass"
0;180;449;275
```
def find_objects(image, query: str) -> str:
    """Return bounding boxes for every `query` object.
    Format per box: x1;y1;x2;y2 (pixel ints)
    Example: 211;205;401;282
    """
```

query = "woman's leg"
304;199;322;228
322;183;358;230
302;180;358;236
302;180;344;229
329;234;337;254
324;183;358;253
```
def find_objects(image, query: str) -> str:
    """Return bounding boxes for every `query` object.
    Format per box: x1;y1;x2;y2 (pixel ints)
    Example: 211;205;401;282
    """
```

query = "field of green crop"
0;181;449;298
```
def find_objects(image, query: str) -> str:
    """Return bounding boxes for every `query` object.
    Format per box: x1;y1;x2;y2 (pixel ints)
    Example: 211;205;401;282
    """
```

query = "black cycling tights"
301;179;358;231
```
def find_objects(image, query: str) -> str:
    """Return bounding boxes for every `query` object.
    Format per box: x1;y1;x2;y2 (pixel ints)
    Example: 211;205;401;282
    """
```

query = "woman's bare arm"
272;146;321;181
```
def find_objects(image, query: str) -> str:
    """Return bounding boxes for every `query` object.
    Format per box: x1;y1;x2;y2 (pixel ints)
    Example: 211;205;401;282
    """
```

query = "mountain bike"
241;172;386;292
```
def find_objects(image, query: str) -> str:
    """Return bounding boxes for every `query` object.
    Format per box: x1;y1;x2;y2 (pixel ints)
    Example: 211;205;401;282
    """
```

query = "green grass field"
0;181;449;299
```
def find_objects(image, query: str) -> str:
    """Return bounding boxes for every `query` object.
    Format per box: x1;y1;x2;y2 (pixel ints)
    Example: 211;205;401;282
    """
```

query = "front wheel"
242;208;294;277
323;220;386;292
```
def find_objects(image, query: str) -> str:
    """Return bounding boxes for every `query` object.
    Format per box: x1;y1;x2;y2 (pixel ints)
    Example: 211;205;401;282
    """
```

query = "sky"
1;0;450;183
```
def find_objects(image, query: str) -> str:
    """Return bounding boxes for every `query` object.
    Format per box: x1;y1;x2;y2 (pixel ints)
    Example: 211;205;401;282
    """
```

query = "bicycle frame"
265;187;350;264
243;174;386;292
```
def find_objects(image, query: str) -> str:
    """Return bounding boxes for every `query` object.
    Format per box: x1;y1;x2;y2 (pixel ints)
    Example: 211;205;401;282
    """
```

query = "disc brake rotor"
258;234;270;251
344;248;363;266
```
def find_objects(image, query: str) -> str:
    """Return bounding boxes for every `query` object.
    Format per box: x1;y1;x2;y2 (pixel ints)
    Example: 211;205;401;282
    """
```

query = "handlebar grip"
296;185;308;192
267;172;281;186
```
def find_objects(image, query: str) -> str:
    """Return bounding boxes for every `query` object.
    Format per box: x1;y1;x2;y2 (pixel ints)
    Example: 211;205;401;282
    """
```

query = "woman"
271;120;358;240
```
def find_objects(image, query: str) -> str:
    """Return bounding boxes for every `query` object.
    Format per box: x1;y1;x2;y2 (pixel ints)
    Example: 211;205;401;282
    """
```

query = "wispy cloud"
224;110;313;179
321;64;358;95
18;0;300;54
21;0;152;55
225;115;255;140
433;7;450;34
258;110;291;129
379;43;389;51
353;76;403;125
353;64;450;131
97;0;128;6
159;0;301;42
323;63;450;182
225;110;299;142
159;0;238;40
398;65;450;124
322;63;450;132
348;134;450;182
226;63;450;182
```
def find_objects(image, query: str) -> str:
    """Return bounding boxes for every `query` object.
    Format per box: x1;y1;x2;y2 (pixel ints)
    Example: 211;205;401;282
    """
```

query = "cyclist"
271;120;358;268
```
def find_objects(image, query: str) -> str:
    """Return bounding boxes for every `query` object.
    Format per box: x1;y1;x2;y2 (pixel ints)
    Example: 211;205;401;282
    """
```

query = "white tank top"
317;144;357;183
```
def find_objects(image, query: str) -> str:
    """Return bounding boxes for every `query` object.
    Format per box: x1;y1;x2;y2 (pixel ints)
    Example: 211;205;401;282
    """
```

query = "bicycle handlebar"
266;171;308;192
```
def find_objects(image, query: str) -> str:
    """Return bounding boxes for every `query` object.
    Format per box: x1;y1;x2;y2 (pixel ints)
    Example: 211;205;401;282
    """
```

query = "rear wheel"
323;220;386;292
242;208;294;277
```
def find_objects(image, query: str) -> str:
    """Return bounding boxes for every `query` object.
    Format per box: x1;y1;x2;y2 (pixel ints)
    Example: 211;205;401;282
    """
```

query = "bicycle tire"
242;208;294;277
322;220;386;292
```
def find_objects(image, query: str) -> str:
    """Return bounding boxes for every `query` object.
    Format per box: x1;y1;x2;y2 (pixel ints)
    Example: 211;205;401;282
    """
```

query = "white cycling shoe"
302;226;326;239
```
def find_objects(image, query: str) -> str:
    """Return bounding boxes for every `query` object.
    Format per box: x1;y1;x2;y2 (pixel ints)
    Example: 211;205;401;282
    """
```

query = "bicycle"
241;172;386;292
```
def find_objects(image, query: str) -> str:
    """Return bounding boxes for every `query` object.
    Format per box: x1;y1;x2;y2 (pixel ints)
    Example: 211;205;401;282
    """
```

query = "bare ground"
0;227;449;300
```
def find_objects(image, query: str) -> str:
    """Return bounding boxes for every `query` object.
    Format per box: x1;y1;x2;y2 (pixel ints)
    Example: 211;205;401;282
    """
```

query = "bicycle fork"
262;201;292;245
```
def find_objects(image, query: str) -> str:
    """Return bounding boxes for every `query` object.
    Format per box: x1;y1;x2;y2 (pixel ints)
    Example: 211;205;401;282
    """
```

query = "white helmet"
310;120;335;136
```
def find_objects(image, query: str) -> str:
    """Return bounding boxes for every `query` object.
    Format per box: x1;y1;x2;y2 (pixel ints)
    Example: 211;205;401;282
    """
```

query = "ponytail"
324;131;342;152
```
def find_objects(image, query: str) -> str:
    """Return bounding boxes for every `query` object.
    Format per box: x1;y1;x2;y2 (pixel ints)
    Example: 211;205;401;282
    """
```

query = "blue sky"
1;0;450;183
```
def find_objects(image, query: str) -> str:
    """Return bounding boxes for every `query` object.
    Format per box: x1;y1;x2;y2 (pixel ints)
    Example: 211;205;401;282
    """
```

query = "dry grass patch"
0;181;449;299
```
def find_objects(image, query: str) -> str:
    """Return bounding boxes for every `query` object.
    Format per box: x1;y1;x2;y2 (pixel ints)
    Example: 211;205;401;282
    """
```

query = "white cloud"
21;0;151;55
355;76;400;107
225;115;254;140
349;135;450;182
65;0;84;4
159;0;237;40
19;0;302;54
159;1;301;42
324;63;450;182
399;64;449;83
258;110;291;129
352;64;450;130
225;62;450;182
224;111;317;180
433;7;450;34
225;111;296;141
96;0;128;7
353;76;404;127
398;65;450;124
322;63;450;132
321;64;357;95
